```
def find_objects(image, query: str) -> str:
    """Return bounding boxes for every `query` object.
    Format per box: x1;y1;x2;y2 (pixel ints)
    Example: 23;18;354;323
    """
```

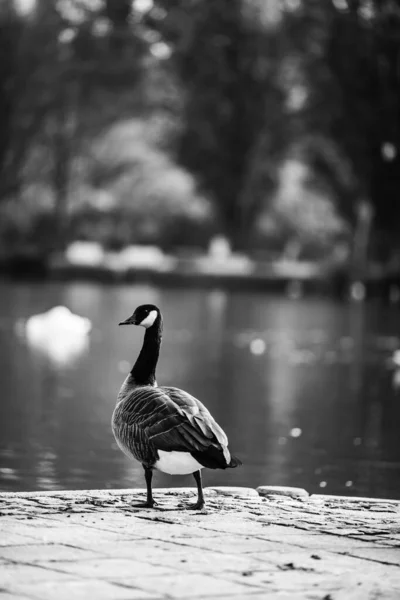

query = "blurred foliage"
70;119;213;249
255;158;349;260
283;0;400;249
155;0;289;248
0;0;400;261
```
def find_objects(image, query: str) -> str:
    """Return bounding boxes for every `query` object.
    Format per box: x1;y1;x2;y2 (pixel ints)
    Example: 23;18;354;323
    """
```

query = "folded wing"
118;385;238;469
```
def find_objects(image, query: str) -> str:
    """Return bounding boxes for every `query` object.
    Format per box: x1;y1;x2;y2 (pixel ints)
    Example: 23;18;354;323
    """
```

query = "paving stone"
0;562;79;587
310;494;400;505
260;532;388;552
0;543;101;563
0;523;38;541
119;573;263;598
42;557;175;578
216;567;340;593
7;579;159;600
205;487;260;498
79;539;189;558
164;535;289;554
0;533;41;547
257;486;309;499
0;487;399;599
222;567;400;596
342;546;400;566
13;525;136;546
143;549;262;574
248;548;398;576
183;519;270;537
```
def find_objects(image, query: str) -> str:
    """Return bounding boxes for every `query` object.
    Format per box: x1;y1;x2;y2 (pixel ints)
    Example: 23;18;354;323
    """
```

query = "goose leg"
184;470;205;510
132;466;157;508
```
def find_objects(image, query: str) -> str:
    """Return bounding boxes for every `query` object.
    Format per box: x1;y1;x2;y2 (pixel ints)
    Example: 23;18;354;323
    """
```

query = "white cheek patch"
139;310;158;328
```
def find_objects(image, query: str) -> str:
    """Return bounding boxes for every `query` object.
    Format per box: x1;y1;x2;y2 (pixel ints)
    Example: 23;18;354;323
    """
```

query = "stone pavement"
0;486;399;600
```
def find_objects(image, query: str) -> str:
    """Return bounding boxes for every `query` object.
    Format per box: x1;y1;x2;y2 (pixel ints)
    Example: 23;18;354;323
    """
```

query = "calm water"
0;280;400;499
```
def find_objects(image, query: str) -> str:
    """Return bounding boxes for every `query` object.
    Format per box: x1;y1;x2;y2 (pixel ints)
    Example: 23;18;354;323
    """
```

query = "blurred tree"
284;0;400;257
105;0;131;30
3;0;399;263
148;0;289;249
0;0;149;251
256;157;348;260
72;119;213;249
0;1;40;200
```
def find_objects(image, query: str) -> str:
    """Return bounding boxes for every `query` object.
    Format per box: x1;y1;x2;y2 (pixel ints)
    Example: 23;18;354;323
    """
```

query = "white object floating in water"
345;481;353;488
392;350;400;368
23;306;92;365
319;481;327;488
290;427;302;438
250;338;266;356
26;306;92;337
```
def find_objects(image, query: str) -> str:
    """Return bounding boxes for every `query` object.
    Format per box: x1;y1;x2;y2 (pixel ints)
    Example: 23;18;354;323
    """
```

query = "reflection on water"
0;280;400;499
19;306;92;366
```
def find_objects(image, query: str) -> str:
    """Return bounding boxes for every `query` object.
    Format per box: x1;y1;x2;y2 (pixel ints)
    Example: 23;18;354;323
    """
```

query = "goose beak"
119;316;137;326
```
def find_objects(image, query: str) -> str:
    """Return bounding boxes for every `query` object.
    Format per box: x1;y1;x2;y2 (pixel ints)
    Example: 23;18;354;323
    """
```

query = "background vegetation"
1;0;399;263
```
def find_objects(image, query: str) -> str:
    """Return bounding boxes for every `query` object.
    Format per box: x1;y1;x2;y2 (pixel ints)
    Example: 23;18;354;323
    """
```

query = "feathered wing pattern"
113;385;241;470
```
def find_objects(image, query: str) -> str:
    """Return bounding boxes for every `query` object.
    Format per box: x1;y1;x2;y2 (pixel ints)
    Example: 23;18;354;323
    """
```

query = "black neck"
130;315;163;386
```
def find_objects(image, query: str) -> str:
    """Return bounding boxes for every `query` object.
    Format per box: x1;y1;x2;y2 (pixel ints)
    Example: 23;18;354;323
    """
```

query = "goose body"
112;304;240;509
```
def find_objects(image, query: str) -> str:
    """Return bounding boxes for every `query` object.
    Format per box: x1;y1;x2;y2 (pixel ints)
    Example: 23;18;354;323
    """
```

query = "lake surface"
0;280;400;499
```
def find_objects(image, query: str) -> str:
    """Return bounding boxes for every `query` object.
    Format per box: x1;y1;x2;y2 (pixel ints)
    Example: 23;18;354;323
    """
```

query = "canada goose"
112;304;241;509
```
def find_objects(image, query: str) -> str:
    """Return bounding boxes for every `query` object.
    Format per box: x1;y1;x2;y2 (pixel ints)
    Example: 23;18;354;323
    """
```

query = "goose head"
119;304;160;329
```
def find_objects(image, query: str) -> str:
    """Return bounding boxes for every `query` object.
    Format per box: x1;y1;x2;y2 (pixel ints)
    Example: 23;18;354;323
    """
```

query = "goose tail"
228;455;242;468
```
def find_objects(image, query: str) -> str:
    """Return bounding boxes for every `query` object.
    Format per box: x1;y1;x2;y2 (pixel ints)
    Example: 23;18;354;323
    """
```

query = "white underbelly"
154;450;204;475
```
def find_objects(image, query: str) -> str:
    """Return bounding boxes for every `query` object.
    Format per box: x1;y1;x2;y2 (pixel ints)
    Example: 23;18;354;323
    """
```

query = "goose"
112;304;241;509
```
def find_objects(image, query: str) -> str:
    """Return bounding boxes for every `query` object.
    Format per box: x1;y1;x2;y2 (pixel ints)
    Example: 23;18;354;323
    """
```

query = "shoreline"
1;485;400;504
1;258;399;301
